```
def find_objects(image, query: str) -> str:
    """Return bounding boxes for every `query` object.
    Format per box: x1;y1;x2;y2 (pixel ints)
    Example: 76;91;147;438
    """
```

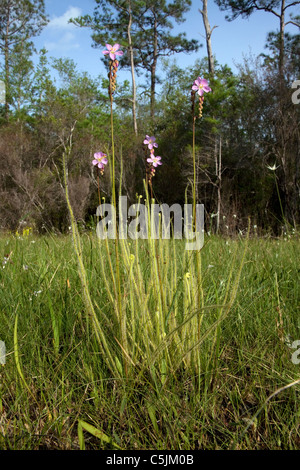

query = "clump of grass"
0;233;299;449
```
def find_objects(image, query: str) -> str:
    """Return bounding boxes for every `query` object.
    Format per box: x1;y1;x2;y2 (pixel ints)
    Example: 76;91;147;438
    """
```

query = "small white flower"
30;290;42;300
233;214;237;218
266;163;280;171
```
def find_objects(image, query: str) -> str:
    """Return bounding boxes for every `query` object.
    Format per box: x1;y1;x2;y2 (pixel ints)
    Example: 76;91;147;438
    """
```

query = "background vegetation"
0;0;299;236
0;0;299;452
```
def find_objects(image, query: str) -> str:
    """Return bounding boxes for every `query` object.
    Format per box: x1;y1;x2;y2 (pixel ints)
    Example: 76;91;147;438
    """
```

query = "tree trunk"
150;14;158;122
199;0;216;77
200;1;221;231
279;0;285;89
127;0;138;136
4;2;11;120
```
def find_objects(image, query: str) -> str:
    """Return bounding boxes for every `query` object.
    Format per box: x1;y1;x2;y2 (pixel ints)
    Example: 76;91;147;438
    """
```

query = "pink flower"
147;155;162;168
102;43;124;61
192;77;212;96
92;152;108;169
143;135;158;150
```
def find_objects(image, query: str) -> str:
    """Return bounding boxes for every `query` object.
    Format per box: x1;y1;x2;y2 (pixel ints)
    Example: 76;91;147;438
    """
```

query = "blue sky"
32;0;299;83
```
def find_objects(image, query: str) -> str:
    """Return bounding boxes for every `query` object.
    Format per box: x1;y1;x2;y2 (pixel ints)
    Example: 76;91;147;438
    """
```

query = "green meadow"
0;0;299;454
0;231;299;450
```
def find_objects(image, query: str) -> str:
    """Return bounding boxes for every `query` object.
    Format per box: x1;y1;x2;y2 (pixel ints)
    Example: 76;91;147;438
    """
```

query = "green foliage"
214;0;282;20
0;0;48;118
72;0;199;119
0;0;299;453
0;234;299;449
0;0;299;231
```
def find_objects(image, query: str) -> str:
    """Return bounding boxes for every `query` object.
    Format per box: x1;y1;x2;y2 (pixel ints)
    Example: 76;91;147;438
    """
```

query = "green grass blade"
78;420;122;450
14;313;36;402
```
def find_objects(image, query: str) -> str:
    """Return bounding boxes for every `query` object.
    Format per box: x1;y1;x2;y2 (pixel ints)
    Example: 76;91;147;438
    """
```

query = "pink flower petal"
199;78;208;86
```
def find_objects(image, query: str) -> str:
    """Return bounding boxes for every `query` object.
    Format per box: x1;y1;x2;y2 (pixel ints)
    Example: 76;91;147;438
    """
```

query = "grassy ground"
0;230;299;450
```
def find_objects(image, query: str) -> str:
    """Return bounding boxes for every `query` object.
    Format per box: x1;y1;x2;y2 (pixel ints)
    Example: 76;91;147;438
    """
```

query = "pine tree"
0;0;48;119
71;0;199;125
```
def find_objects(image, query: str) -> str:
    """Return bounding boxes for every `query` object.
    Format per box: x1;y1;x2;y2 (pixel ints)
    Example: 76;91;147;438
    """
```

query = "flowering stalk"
190;77;212;340
191;77;212;228
92;151;108;206
102;44;123;209
143;134;162;199
102;43;126;375
191;90;197;227
63;143;118;377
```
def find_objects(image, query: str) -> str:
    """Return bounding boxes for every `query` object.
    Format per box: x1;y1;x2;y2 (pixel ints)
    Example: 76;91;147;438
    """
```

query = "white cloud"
48;6;82;30
43;6;82;52
44;32;80;52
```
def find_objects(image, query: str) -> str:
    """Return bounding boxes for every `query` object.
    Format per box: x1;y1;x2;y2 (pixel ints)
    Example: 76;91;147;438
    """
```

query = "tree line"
0;0;299;234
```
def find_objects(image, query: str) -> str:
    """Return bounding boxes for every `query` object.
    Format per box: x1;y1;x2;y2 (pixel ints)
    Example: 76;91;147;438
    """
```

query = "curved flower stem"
63;144;117;376
97;168;101;206
192;96;204;347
